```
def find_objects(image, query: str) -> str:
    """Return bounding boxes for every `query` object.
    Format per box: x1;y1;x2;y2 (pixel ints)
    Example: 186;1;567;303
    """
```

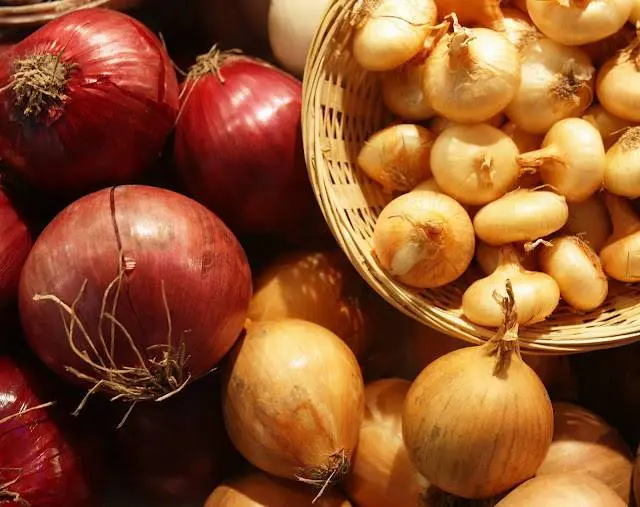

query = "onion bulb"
424;25;521;123
476;241;538;275
473;189;569;245
502;7;541;52
248;250;369;359
432;0;505;29
205;472;351;506
463;244;560;326
536;402;634;503
604;127;640;197
632;0;640;22
496;473;626;506
430;124;520;205
404;283;554;498
539;236;608;311
222;319;365;487
344;379;430;507
526;0;633;46
517;118;605;202
353;0;438;71
564;195;612;253
382;61;435;120
505;38;595;134
583;103;636;149
358;124;434;193
411;178;442;193
373;190;475;288
428;113;505;136
597;35;640;122
599;193;640;281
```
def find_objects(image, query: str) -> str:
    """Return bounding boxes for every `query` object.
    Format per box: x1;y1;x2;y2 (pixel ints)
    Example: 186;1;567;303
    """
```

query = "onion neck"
448;28;475;71
605;193;640;238
9;53;75;119
493;244;524;275
517;145;563;170
484;279;522;377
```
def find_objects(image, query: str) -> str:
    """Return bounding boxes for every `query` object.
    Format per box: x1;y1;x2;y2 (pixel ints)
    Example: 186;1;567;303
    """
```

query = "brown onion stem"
517;146;563;169
485;279;522;377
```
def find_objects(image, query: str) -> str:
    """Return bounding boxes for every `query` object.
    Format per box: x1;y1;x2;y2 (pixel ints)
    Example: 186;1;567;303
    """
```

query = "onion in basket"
430;124;520;206
564;195;612;253
373;189;475;288
476;241;538;275
352;0;437;72
433;0;505;30
424;24;521;123
583;103;637;150
599;193;640;281
463;244;560;327
473;189;569;246
429;113;505;136
604;127;640;198
358;124;434;193
403;282;554;499
382;61;435;121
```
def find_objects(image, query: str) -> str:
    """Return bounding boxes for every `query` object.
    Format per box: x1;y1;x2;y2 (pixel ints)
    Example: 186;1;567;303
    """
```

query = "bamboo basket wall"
0;0;115;26
301;0;640;354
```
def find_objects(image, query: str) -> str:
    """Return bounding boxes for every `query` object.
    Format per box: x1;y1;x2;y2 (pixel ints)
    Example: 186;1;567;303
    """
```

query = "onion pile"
18;185;251;407
0;9;179;197
222;319;365;490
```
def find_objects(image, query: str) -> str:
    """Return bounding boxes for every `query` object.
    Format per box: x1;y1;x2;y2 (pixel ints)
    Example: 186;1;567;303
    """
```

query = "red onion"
0;354;100;507
0;187;31;307
18;185;251;406
174;48;317;236
0;9;179;198
113;372;244;505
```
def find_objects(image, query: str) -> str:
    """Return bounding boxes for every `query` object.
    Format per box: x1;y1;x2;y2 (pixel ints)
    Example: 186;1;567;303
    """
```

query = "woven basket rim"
0;0;109;25
301;0;640;354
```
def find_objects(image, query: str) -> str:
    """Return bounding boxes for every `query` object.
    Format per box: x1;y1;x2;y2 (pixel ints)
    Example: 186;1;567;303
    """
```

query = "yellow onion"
496;473;626;506
248;250;369;358
433;0;505;29
344;379;430;507
537;402;634;503
222;319;365;488
382;61;435;121
600;193;640;281
205;472;352;506
403;283;554;499
583;103;637;150
563;194;612;253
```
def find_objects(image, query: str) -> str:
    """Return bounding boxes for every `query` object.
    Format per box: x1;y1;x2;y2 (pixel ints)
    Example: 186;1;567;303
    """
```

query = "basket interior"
302;0;640;353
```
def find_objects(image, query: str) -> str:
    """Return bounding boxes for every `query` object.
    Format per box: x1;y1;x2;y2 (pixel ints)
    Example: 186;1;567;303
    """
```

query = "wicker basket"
0;0;111;26
301;0;640;354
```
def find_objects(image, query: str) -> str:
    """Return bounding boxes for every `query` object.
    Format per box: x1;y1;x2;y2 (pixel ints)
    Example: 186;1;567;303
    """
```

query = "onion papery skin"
205;472;352;506
113;373;242;505
222;319;365;483
18;185;251;397
0;9;179;198
175;51;315;237
496;473;626;506
0;188;32;308
0;354;100;507
537;402;634;503
248;250;369;359
403;340;554;499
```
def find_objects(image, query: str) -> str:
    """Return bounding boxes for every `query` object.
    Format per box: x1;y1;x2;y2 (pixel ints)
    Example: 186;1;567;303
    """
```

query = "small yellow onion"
357;124;434;193
353;0;438;71
605;127;640;197
597;35;640;122
501;7;541;52
476;241;538;275
599;193;640;281
433;0;505;29
373;190;476;288
424;25;521;123
539;236;608;311
564;195;612;253
204;472;352;506
430;124;520;206
463;244;560;326
505;38;595;134
382;61;435;120
632;0;640;22
222;319;365;486
536;402;634;503
583;103;637;150
248;250;369;358
526;0;633;46
344;379;431;507
428;113;505;136
517;118;605;202
581;23;636;67
473;189;569;246
403;284;554;499
496;473;626;506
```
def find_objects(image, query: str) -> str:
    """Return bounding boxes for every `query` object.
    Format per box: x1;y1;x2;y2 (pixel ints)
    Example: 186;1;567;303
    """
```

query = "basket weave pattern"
0;0;109;25
302;0;640;353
